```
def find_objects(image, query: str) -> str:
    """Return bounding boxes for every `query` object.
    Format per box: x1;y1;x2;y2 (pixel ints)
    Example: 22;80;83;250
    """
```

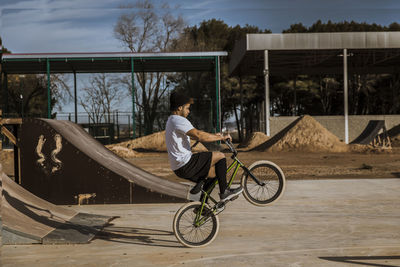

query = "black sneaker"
219;186;243;202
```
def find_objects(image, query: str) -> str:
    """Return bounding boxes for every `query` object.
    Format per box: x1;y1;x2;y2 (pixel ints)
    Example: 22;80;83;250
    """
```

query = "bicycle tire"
173;202;219;248
241;160;286;206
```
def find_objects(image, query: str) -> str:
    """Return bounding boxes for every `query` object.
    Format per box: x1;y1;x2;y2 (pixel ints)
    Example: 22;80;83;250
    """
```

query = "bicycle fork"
194;190;227;226
242;166;266;186
229;157;265;187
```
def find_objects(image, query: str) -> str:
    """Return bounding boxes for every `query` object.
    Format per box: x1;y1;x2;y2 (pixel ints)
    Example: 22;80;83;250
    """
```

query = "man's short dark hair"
170;91;193;111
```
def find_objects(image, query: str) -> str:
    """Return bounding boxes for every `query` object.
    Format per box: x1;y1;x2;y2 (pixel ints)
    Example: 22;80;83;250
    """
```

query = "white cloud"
1;6;120;26
2;0;399;52
0;0;128;52
4;23;122;52
2;11;123;52
1;0;121;10
183;0;228;9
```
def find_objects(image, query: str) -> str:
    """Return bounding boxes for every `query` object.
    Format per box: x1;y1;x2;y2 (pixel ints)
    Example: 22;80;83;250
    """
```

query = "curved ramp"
0;164;114;245
350;120;389;145
20;118;191;204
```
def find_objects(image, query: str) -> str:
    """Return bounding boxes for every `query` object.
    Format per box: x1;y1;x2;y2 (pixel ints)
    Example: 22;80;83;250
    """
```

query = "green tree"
172;19;270;140
3;74;70;118
282;23;308;33
279;20;400;116
1;37;71;118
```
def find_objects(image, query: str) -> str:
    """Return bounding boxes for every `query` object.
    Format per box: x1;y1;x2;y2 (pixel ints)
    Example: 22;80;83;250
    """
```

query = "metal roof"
229;32;400;76
1;51;228;74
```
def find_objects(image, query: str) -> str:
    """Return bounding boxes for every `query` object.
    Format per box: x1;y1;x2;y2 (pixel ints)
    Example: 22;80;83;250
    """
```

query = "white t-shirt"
165;115;195;171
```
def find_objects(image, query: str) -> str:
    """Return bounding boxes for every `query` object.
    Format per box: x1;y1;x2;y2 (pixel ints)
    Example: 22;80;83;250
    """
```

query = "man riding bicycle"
165;91;243;201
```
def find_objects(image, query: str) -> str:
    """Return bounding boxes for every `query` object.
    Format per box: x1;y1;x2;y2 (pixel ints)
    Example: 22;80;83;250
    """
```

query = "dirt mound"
107;145;139;158
255;115;349;152
109;131;208;152
0;149;14;176
121;131;167;151
390;134;400;147
386;124;400;147
238;132;270;151
349;144;392;154
0;149;13;162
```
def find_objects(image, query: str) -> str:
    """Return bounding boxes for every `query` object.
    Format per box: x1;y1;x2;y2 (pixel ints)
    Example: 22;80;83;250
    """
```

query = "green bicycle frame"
194;157;244;226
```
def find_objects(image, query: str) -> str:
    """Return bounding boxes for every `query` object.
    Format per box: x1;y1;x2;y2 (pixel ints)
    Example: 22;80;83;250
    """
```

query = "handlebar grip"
223;139;237;155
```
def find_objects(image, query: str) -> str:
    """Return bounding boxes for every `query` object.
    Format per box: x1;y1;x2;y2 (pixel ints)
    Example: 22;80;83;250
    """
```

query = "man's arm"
187;128;230;143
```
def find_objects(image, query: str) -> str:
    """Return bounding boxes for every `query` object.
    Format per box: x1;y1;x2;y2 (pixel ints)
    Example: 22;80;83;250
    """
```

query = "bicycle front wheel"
241;160;286;206
173;202;219;248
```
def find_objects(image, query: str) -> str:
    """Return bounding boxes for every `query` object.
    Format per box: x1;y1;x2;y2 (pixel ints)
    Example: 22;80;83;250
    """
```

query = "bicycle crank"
214;202;226;215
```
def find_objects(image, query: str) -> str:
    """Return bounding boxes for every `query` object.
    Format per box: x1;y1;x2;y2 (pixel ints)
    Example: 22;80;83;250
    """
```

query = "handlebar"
223;138;238;157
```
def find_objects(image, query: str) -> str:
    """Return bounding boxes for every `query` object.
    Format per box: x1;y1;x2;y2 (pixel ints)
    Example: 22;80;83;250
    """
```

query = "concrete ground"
2;179;400;267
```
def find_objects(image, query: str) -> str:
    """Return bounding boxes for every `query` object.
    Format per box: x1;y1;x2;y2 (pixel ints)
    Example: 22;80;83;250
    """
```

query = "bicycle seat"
190;180;205;195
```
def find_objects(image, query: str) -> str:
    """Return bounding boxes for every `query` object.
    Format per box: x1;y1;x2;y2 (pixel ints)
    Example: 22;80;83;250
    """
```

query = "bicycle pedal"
230;195;239;201
215;204;225;214
216;201;225;209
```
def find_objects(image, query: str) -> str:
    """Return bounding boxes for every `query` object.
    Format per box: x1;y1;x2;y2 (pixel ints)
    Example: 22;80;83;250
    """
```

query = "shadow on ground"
94;224;182;248
319;255;400;267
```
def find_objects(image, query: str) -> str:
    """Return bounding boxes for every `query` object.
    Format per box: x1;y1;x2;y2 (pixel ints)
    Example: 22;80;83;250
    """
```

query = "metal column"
293;75;297;116
0;72;2;111
215;56;221;133
264;50;270;136
13;125;21;184
131;57;136;139
2;72;8;114
46;59;51;118
73;71;78;123
343;49;349;144
239;75;244;139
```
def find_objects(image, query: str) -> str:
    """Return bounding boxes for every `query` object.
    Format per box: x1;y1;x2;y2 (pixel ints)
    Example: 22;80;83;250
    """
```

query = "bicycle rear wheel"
173;202;219;248
241;160;285;206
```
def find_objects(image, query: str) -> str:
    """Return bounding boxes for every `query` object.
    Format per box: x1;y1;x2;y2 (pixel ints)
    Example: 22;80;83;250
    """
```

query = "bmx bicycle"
173;139;286;248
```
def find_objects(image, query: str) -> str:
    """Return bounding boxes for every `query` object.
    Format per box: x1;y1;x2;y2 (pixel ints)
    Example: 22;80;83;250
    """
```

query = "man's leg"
208;152;243;201
215;158;228;194
207;152;227;194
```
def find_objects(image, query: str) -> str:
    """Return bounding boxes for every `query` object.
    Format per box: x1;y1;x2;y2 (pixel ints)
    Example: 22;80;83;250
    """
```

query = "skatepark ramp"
19;118;191;205
0;164;114;245
350;120;391;148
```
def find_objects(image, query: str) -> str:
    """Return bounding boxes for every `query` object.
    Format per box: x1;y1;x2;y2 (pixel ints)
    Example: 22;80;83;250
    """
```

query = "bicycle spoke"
244;164;283;204
176;205;216;245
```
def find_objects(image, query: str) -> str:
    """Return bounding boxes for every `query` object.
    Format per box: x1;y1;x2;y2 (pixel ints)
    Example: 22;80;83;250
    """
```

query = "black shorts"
174;152;212;183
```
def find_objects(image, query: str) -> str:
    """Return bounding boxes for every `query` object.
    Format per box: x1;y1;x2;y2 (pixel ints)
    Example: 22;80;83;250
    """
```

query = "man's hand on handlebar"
221;134;237;156
216;132;232;142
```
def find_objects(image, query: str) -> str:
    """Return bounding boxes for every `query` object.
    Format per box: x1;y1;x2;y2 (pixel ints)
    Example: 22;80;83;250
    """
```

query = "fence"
56;112;136;144
2;111;399;148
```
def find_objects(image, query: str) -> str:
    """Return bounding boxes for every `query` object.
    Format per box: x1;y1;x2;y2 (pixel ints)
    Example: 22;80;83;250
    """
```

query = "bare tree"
80;74;125;124
50;74;73;112
114;0;185;135
351;74;377;115
318;76;339;114
117;73;170;136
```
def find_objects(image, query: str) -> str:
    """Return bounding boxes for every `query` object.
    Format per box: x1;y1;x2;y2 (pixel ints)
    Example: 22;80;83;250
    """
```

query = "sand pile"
349;144;392;153
107;145;139;158
121;131;168;151
256;115;349;152
390;134;400;147
238;132;270;151
109;131;208;152
387;124;400;147
0;149;13;162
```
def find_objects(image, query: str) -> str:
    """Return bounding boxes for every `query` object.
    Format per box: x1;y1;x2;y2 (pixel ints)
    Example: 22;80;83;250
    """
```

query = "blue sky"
1;0;400;53
1;0;399;114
